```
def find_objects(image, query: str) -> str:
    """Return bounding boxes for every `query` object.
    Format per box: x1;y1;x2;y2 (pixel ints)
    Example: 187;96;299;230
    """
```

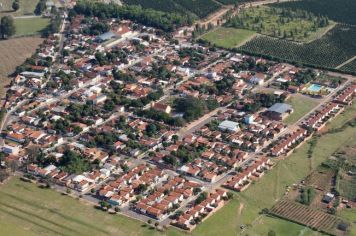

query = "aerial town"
0;0;355;236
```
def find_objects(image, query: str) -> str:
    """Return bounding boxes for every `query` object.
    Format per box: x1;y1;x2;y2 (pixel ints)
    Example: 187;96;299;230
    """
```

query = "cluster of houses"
270;128;308;157
98;164;168;207
172;189;228;230
224;157;272;192
135;176;200;220
2;8;355;231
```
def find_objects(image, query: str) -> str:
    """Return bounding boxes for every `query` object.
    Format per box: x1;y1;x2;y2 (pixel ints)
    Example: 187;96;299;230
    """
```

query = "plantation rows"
270;0;356;25
340;59;356;74
122;0;187;15
123;0;222;18
270;200;340;234
238;25;356;71
216;0;239;4
339;178;356;200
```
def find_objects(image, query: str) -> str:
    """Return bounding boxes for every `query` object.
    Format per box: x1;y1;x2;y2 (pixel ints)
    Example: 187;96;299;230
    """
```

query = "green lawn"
0;0;39;17
284;95;319;125
14;17;50;36
202;27;256;48
339;209;356;236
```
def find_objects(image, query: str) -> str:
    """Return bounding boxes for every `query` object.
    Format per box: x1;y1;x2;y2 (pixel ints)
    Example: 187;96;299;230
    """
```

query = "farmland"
340;59;356;74
122;0;222;18
270;200;342;235
14;17;50;36
227;6;331;42
238;25;356;72
201;27;255;48
270;0;356;25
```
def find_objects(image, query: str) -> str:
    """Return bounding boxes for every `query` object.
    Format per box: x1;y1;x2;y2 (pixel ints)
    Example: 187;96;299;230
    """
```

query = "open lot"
0;37;43;97
284;94;319;125
202;27;255;48
14;17;50;36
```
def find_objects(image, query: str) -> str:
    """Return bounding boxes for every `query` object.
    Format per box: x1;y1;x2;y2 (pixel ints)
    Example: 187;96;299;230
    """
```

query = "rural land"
0;0;355;236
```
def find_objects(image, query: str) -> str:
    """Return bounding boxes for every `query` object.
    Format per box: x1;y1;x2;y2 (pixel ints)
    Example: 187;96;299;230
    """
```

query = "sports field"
202;27;255;48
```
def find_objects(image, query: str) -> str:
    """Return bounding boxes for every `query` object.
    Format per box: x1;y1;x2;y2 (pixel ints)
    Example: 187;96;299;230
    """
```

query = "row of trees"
71;0;194;32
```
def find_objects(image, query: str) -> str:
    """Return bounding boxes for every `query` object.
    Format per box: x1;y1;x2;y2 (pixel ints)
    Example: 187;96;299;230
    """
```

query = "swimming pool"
307;84;322;92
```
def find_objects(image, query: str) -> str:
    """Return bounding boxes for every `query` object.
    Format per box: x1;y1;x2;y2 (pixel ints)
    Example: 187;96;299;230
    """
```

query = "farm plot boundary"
270;200;342;235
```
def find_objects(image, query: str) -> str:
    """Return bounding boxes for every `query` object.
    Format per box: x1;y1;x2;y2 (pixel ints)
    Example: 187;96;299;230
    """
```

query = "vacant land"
14;17;50;36
0;0;39;17
202;27;255;48
0;37;43;96
284;95;318;125
228;6;331;42
238;25;356;72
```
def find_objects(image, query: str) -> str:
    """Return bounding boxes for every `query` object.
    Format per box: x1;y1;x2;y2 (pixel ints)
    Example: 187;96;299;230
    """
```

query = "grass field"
0;0;39;17
202;27;255;48
0;37;43;97
0;178;169;236
14;17;50;36
284;95;319;125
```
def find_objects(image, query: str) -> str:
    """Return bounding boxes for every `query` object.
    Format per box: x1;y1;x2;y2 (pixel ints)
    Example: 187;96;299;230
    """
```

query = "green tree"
0;16;16;39
12;0;20;11
268;230;276;236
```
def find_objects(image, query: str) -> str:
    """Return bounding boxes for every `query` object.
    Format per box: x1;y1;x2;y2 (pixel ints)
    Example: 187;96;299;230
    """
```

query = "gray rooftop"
96;31;117;41
267;103;292;114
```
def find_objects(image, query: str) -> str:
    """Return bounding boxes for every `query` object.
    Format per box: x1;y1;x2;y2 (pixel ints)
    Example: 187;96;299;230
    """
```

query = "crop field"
270;0;356;26
238;24;356;72
14;17;50;36
215;0;238;4
202;27;255;48
339;59;356;74
270;200;341;235
338;175;356;201
0;0;39;17
0;37;43;97
227;6;331;42
122;0;222;18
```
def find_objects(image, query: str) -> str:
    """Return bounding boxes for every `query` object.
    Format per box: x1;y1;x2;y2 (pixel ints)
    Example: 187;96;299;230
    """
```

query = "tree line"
70;0;194;32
